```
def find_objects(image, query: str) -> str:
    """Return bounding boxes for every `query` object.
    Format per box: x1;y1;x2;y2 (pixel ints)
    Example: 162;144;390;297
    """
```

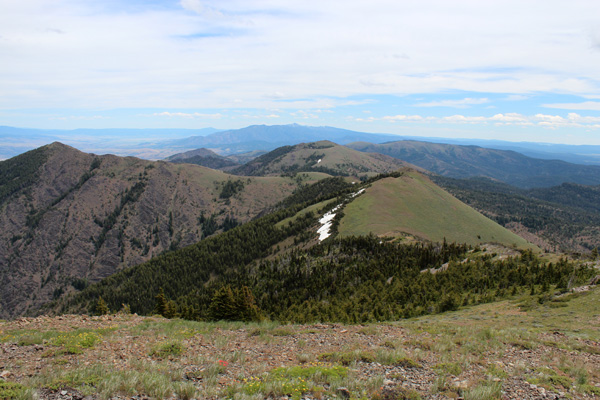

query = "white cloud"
441;115;487;123
374;111;600;130
290;110;319;119
1;0;600;117
542;101;600;111
414;98;490;108
567;113;600;123
489;113;529;123
153;112;223;118
382;115;424;122
180;0;205;14
503;94;530;101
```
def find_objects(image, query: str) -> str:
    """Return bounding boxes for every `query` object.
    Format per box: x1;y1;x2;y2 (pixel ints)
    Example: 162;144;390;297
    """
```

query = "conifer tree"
165;300;178;319
96;297;109;315
209;285;236;321
154;287;168;317
236;286;262;322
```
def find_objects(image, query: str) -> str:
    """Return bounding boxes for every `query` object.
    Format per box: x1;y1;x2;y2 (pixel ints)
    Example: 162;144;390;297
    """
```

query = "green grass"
5;286;599;399
317;348;421;368
463;380;502;400
2;326;115;354
30;361;197;400
234;363;349;400
149;340;184;358
0;381;32;400
338;171;536;249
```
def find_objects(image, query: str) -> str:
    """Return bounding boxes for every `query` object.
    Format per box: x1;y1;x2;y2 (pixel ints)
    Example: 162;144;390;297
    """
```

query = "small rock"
455;380;469;390
61;390;68;395
336;387;351;399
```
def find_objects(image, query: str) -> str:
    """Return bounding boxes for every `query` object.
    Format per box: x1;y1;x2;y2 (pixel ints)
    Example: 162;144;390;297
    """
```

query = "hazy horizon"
2;1;600;145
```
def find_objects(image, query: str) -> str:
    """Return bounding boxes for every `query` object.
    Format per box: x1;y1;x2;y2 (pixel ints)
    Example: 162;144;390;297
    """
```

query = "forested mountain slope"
231;140;411;178
53;171;594;324
0;143;304;319
432;176;600;253
51;170;579;325
348;140;600;188
164;148;240;170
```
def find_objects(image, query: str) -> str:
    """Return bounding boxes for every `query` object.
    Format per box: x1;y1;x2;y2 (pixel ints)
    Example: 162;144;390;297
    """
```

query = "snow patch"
350;188;365;198
316;189;366;242
317;205;341;241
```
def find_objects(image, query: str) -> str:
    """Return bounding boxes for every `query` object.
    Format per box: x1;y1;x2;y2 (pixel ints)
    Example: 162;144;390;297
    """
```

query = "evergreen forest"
53;174;597;324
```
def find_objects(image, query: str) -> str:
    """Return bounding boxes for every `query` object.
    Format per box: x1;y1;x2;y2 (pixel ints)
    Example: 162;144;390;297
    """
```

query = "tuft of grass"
149;340;184;358
485;364;507;379
31;361;195;400
463;380;502;400
527;367;572;391
0;381;32;400
318;350;375;365
296;353;312;364
50;331;102;354
434;362;462;376
374;348;422;368
237;363;348;400
271;327;294;336
357;325;378;336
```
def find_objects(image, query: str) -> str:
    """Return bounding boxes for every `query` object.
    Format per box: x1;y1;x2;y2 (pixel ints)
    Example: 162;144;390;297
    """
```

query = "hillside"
347;140;600;188
338;171;533;248
230;140;410;178
52;170;593;325
164;148;239;170
432;176;600;253
0;143;304;319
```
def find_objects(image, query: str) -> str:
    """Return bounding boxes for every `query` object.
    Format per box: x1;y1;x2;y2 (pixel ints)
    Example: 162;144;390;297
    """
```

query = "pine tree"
154;287;168;317
209;285;236;321
236;286;262;322
96;297;109;315
164;300;178;319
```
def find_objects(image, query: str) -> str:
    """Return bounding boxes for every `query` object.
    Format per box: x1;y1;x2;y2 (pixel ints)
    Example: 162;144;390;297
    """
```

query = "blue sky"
2;0;600;144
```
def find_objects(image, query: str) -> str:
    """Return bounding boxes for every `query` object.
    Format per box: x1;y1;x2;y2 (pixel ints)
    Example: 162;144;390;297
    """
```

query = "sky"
2;0;600;144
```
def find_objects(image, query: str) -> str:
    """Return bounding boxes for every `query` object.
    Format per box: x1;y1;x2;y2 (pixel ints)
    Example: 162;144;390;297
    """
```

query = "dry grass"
0;287;598;399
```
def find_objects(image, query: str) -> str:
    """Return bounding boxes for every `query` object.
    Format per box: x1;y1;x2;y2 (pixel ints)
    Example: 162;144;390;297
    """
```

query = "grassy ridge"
338;171;535;249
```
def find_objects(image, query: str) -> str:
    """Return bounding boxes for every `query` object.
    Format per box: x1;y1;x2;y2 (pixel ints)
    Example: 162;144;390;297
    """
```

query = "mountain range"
347;140;600;188
2;124;600;319
4;123;600;166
